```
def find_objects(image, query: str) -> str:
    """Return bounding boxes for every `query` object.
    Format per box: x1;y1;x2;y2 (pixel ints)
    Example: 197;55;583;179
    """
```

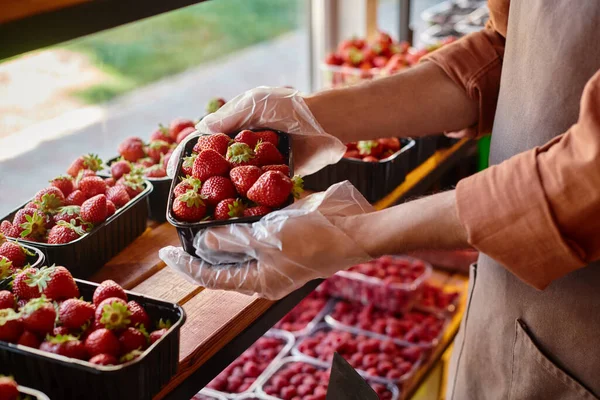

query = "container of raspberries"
204;329;294;397
257;356;400;400
292;324;423;390
0;375;51;400
320;256;432;314
325;300;448;348
273;290;332;337
303;138;415;203
0;266;185;400
167;129;301;257
0;153;152;278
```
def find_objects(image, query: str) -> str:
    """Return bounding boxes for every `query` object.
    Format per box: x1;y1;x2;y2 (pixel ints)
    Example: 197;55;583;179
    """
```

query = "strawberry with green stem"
172;190;207;222
247;171;303;208
18;210;48;241
21;296;56;336
230;165;263;197
0;236;30;269
40;334;88;360
193;133;232;156
85;328;120;357
170;119;195;140
93;280;127;306
0;309;22;342
50;175;74;197
67;154;103;178
215;199;246;220
59;298;95;329
192;149;230;182
47;220;86;244
110;159;132;180
234;130;259;148
12;268;41;300
81;194;108;225
106;185;131;209
254;141;284;166
127;300;150;329
79;176;108;198
181;153;197;176
119;327;148;354
254;130;279;147
0;258;14;280
226;143;256;167
357;140;383;158
150;124;174;144
52;205;81;225
116;174;145;198
118;137;146;162
174;176;202;197
95;297;131;330
27;265;80;300
146;140;171;163
206;98;226;114
34;187;65;214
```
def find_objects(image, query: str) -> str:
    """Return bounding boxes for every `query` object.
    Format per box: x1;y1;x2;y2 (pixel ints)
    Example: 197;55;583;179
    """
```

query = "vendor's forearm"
305;63;478;143
338;190;469;257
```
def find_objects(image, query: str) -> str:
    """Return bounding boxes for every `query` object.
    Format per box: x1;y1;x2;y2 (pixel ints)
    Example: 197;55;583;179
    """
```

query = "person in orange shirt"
162;1;600;397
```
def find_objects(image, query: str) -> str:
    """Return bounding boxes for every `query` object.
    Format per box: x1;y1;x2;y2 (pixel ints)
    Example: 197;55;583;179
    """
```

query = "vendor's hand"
167;87;347;178
159;181;373;300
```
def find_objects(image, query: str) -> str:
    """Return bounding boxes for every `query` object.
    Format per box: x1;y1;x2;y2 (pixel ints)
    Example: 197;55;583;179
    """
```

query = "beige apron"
447;1;600;399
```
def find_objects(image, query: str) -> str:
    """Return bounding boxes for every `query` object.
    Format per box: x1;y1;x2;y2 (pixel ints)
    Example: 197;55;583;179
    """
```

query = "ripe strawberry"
172;191;207;222
362;156;379;162
110;160;132;180
119;327;147;354
254;130;279;146
59;298;95;329
12;268;40;300
0;221;18;238
79;176;108;199
135;157;155;169
52;205;81;225
144;165;167;178
325;52;344;66
65;190;86;206
378;137;401;152
106;200;116;217
206;98;226;113
261;164;290;176
50;175;74;197
81;194;108;224
21;297;56;335
193;133;232;156
74;169;97;190
243;206;272;218
146;140;171;163
40;334;88;360
343;150;361;159
226;143;256;167
192;149;230;181
0;257;14;280
106;186;131;209
234;130;259;148
105;177;116;187
17;330;41;348
0;240;26;269
0;376;18;400
229;165;262;197
47;221;85;244
28;265;79;301
14;209;47;241
118;137;146;162
173;176;202;197
116;174;145;198
89;353;118;365
200;176;236;207
247;171;302;208
150;125;174;144
85;328;120;357
0;309;22;342
0;291;15;310
170;118;195;139
95;298;131;330
34;187;65;213
254;141;283;166
93;280;127;306
214;199;245;220
181;153;197;176
357;140;383;157
67;154;103;177
127;301;150;329
149;328;167;344
176;127;196;144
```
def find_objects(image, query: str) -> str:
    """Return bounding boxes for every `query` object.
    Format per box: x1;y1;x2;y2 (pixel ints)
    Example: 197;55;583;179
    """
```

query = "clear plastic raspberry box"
322;256;432;314
291;324;424;389
273;291;333;337
256;356;400;400
324;299;449;348
203;329;294;398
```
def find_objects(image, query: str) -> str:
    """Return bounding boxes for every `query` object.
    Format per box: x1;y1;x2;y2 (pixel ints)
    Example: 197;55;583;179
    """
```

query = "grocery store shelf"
0;0;208;60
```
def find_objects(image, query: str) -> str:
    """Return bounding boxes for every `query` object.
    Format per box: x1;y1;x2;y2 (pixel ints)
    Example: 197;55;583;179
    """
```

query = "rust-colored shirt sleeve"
456;70;600;290
424;0;509;137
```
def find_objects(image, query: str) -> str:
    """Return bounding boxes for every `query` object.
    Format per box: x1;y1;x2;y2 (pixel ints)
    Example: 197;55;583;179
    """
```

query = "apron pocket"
509;319;599;400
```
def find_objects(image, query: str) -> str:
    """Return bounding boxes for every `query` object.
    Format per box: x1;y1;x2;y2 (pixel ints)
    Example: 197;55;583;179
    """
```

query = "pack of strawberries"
169;129;302;225
0;265;170;366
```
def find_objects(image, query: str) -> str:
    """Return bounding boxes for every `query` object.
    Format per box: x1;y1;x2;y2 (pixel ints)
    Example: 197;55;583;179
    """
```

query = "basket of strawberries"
0;153;152;278
167;129;302;257
0;264;185;400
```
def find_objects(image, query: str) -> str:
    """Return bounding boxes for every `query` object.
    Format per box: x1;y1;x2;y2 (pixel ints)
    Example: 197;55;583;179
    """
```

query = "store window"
0;0;310;215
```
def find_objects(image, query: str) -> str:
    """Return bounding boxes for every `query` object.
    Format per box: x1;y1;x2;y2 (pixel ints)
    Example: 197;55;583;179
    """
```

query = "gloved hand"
167;86;347;178
159;181;374;300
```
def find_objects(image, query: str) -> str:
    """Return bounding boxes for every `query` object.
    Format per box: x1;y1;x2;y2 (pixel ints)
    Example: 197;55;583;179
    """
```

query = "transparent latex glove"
167;86;346;178
159;181;374;300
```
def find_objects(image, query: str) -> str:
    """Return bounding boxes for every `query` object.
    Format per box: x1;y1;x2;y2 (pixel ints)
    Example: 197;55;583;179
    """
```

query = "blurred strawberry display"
323;31;457;88
344;138;403;162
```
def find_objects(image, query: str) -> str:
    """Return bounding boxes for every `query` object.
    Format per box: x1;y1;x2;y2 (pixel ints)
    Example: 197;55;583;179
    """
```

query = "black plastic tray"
107;156;172;223
1;180;153;278
167;129;294;257
0;279;186;400
303;138;415;203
